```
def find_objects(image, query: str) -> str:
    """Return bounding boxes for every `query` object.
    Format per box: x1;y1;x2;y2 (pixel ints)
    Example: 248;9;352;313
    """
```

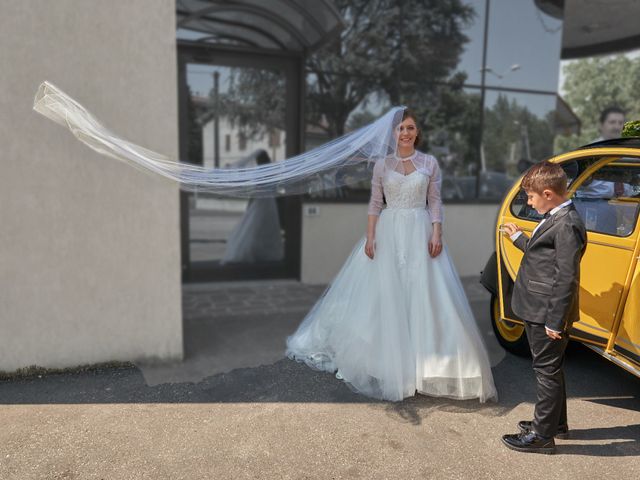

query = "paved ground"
1;278;639;479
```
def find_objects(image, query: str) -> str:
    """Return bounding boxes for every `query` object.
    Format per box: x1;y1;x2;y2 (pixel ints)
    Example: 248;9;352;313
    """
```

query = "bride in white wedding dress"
286;109;497;402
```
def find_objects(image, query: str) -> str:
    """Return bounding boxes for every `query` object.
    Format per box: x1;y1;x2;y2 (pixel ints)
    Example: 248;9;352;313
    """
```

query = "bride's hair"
402;108;422;147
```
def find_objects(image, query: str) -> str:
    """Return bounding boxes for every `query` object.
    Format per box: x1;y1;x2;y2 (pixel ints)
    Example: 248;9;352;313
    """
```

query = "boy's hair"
521;161;567;195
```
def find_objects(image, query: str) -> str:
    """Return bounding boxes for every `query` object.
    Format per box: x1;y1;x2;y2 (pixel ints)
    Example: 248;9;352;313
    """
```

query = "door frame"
177;41;305;282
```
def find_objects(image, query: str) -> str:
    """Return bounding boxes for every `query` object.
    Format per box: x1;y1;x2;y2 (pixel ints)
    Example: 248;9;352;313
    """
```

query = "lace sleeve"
427;156;443;224
367;159;385;216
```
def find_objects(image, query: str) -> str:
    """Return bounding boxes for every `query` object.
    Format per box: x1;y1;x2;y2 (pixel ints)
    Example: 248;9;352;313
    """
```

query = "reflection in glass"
304;88;391;199
185;64;286;263
509;156;640;235
485;0;563;91
457;0;487;85
574;161;640;237
221;150;284;264
481;90;556;200
303;1;476;138
302;0;567;203
427;87;482;201
304;84;484;202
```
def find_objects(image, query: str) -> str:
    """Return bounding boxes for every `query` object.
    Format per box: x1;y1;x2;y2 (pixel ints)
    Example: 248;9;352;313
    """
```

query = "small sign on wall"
304;205;320;216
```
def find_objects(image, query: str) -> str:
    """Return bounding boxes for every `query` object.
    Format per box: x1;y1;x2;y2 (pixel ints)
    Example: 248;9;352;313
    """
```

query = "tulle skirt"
286;207;497;402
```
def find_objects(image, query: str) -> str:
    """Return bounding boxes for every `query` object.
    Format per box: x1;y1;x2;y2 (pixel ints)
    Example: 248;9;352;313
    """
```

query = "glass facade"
303;0;564;202
177;0;568;280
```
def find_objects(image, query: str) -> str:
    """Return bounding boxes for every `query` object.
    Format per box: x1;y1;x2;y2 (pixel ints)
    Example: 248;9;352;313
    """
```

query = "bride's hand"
364;237;376;259
429;231;442;258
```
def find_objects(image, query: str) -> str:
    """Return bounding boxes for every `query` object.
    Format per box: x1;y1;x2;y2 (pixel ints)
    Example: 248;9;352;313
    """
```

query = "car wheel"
490;294;530;357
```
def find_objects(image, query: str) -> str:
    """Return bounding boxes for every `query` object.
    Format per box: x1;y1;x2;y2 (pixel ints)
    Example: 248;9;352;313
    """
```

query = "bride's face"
395;118;418;149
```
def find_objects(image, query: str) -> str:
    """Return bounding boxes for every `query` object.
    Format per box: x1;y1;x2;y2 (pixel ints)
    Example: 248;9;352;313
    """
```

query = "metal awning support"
176;0;344;53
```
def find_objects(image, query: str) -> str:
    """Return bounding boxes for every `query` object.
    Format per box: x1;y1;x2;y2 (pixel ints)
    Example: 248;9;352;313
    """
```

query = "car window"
510;157;598;222
573;161;640;236
510;156;640;237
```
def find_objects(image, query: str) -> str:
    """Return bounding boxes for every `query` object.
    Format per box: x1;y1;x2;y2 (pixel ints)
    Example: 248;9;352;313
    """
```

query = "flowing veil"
33;81;406;198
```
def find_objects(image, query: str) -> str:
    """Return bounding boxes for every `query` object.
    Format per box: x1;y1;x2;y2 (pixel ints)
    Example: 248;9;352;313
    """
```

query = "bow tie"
542;211;551;220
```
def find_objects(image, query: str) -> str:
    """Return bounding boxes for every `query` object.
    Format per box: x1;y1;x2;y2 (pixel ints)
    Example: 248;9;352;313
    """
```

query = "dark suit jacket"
511;204;587;332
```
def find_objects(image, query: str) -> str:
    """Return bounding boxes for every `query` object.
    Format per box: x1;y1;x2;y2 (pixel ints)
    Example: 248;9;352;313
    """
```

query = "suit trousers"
524;321;569;439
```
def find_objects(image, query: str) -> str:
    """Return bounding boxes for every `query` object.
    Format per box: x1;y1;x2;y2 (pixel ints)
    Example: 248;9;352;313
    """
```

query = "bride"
286;109;497;402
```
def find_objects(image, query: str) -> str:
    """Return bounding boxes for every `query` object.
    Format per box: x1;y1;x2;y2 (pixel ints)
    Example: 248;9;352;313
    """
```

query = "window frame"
509;155;640;238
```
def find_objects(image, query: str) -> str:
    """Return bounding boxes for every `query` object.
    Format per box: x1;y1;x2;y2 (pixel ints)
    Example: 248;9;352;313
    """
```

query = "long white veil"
33;81;406;198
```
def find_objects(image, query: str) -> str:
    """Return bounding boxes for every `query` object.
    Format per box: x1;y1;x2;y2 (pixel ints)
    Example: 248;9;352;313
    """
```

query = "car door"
608;161;640;372
496;151;640;349
571;156;640;345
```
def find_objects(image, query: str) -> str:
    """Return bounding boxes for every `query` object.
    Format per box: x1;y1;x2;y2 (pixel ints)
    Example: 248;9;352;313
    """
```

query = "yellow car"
481;137;640;379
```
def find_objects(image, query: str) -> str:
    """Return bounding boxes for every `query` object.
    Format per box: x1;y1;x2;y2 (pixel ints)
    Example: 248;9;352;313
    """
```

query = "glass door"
178;46;302;282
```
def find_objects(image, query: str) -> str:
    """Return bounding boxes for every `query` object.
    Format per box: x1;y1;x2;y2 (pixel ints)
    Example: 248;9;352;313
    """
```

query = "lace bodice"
383;170;429;209
367;152;443;223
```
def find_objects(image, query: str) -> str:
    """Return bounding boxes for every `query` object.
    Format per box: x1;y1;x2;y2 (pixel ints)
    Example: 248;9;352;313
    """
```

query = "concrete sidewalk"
1;278;639;479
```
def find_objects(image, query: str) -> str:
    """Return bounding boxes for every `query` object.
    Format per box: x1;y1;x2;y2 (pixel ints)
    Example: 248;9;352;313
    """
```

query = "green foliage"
215;68;286;141
622;120;640;138
415;81;481;175
555;55;640;152
483;94;554;175
306;0;474;136
220;0;475;139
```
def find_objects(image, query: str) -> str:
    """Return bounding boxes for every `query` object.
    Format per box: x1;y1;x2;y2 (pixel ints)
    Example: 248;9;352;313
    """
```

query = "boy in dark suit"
502;161;587;454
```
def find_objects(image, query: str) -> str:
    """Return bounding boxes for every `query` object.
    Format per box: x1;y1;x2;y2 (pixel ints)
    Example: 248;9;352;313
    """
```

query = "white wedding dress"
286;152;497;402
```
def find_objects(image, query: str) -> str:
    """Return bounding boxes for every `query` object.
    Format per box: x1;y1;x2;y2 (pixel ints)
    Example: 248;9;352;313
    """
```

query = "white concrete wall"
301;203;500;284
0;1;183;372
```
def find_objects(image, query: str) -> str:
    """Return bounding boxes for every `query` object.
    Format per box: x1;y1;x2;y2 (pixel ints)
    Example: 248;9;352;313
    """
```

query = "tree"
221;0;475;138
215;68;286;142
305;0;475;137
556;55;640;152
483;94;554;175
412;76;481;176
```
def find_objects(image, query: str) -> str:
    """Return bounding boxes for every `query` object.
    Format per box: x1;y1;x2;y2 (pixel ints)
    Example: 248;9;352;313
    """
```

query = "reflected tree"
306;0;475;137
214;68;287;142
219;0;475;140
483;94;555;176
557;55;640;151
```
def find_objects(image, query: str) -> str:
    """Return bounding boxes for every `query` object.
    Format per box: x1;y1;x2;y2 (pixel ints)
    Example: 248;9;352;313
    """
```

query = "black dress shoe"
502;431;555;454
517;420;570;440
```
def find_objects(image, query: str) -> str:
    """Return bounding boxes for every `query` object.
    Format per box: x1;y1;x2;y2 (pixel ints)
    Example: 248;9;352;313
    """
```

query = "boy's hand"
545;327;562;340
501;223;521;237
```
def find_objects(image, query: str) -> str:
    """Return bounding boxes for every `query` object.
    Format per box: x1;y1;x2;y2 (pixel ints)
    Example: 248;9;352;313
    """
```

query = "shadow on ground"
1;342;638;413
1;278;639;460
